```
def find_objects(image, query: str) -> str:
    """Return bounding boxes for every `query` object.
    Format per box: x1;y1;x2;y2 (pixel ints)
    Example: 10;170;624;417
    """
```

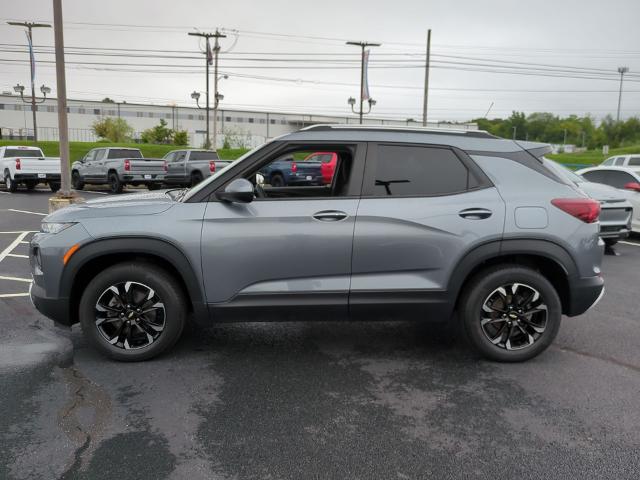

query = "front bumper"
30;280;72;326
567;274;605;316
14;173;61;182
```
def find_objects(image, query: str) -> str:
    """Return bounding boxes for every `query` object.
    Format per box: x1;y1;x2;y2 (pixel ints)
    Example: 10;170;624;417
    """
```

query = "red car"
304;151;338;184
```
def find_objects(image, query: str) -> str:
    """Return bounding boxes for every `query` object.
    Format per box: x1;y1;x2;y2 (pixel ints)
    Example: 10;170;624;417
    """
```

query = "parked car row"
1;146;233;194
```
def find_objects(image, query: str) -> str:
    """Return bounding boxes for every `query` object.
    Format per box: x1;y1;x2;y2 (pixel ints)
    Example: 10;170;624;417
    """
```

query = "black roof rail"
299;124;498;139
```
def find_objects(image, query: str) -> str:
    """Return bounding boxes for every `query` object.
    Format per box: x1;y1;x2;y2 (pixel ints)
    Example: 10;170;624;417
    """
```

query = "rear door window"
366;145;471;197
580;170;610;184
614;157;626;166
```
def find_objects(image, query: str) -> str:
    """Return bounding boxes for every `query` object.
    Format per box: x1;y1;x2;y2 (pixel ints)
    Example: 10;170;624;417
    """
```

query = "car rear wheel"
49;182;60;192
4;173;18;192
72;171;84;190
270;173;284;187
109;173;123;194
190;172;203;187
604;239;618;247
459;266;561;362
79;262;187;361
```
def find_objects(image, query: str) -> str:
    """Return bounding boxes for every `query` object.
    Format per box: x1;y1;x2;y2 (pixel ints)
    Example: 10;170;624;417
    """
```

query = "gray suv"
30;125;605;362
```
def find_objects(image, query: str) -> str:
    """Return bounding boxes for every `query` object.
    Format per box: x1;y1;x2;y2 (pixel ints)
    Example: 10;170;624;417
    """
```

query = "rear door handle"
313;210;348;222
459;208;492;220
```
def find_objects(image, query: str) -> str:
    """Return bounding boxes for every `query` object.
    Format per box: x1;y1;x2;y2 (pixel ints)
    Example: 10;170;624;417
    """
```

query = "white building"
0;93;478;148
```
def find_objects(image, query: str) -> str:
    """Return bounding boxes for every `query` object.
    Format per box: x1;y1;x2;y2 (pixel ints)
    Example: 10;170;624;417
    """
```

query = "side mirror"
624;181;640;192
216;178;255;203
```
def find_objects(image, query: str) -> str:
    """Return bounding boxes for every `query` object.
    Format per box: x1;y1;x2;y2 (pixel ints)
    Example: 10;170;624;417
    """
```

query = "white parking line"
7;209;47;216
20;241;30;244
0;232;29;263
0;292;30;298
6;253;29;259
619;241;640;247
0;275;32;283
0;231;37;234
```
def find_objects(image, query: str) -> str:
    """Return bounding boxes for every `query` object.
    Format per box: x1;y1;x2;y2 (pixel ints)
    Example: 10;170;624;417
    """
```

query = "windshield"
5;148;44;158
108;149;143;159
181;144;265;202
542;157;584;184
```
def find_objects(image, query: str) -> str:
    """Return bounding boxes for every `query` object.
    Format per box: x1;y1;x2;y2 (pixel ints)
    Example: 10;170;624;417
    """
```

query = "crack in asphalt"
554;345;640;373
57;367;112;479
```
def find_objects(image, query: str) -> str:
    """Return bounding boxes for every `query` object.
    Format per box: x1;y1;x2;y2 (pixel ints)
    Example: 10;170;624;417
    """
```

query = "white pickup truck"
1;145;61;192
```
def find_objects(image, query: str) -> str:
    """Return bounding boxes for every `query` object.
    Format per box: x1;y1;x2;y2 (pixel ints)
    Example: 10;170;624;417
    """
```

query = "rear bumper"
122;173;165;183
567;274;605;316
30;280;72;326
14;173;60;182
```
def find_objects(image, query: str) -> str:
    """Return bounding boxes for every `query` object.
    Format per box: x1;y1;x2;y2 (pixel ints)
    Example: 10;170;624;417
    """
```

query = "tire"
4;172;18;193
190;172;203;187
109;172;123;194
458;265;562;362
604;239;618;247
72;171;84;190
270;173;285;187
147;183;161;191
78;262;187;361
25;180;37;191
49;182;61;192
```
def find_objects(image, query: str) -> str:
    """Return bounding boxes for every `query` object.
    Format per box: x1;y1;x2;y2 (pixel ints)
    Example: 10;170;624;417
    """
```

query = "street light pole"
188;30;226;149
346;41;381;124
616;66;629;122
212;29;226;150
7;21;51;142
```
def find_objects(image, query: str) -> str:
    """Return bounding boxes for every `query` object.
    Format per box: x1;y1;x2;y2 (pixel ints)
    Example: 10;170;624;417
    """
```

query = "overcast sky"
1;0;639;122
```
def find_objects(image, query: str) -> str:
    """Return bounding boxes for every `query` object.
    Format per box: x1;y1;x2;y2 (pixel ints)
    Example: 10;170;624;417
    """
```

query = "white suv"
601;155;640;168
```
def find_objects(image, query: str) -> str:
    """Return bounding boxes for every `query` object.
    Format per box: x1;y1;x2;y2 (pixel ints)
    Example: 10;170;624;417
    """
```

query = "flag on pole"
25;31;35;83
362;49;371;101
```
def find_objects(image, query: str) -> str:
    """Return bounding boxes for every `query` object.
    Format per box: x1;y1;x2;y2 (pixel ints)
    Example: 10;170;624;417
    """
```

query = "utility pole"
616;66;629;122
422;29;431;127
346;41;380;124
7;20;51;142
512;126;517;140
52;0;71;197
188;30;226;149
212;29;226;149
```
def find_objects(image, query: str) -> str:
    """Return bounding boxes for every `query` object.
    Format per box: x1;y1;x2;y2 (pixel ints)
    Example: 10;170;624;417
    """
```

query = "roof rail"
299;124;498;139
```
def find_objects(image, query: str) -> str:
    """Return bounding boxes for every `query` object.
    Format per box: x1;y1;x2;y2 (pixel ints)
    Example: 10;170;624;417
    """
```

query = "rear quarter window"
628;157;640;167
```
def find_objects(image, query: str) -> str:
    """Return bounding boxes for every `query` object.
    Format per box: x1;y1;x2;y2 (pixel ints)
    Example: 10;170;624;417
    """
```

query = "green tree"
141;119;173;144
92;117;133;143
172;129;189;146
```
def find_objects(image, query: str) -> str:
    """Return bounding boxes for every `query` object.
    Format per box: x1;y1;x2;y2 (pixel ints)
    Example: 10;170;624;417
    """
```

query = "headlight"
40;222;76;234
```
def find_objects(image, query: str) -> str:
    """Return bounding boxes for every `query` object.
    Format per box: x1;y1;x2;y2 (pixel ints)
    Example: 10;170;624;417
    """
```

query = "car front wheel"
79;263;187;361
459;266;562;362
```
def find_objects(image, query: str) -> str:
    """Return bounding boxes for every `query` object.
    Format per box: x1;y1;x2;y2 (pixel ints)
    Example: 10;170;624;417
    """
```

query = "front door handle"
313;210;348;221
459;208;492;220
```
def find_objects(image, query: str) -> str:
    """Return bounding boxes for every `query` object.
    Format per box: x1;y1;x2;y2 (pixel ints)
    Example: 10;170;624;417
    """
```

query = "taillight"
163;161;168;172
124;159;131;171
209;161;216;173
291;162;297;173
15;158;21;170
551;198;600;223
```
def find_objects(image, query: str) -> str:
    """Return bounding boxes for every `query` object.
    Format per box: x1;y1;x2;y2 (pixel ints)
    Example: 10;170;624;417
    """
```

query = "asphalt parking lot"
1;186;640;480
